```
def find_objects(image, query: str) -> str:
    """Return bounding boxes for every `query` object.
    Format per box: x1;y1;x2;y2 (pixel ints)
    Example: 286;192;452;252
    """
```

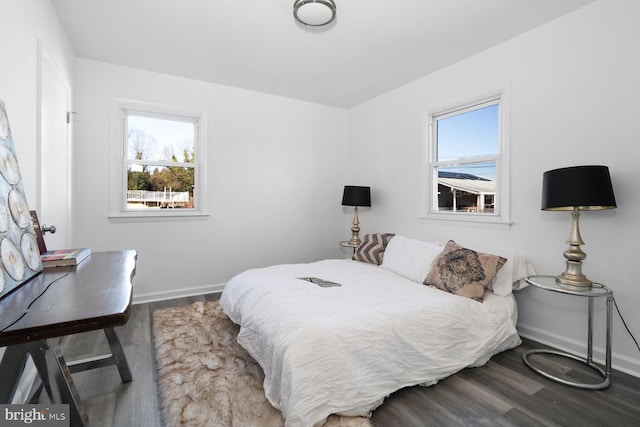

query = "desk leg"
29;341;55;402
66;327;132;384
35;339;89;427
0;341;88;425
103;327;132;383
0;344;30;403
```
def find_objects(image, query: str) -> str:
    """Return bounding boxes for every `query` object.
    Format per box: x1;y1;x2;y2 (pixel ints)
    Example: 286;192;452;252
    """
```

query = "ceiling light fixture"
293;0;336;27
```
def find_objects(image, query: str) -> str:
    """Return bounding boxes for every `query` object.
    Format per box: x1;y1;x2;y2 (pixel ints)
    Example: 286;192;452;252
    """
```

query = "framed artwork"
0;100;43;299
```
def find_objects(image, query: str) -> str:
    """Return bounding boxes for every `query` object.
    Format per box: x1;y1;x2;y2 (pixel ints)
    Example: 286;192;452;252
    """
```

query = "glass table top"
526;275;612;297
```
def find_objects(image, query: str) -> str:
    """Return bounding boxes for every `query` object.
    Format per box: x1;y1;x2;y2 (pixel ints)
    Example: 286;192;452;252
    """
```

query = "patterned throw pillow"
424;240;507;301
352;233;396;265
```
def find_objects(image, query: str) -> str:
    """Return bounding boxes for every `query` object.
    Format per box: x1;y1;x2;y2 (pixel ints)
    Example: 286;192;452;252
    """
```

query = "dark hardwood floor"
53;293;640;427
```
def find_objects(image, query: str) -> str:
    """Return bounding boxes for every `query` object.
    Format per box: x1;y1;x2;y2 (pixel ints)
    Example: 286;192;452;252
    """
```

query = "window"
111;100;206;219
426;92;509;225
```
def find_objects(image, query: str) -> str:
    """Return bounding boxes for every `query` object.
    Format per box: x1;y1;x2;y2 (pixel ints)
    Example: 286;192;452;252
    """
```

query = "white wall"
349;0;640;376
4;0;637;381
0;0;75;204
0;0;75;399
72;59;351;302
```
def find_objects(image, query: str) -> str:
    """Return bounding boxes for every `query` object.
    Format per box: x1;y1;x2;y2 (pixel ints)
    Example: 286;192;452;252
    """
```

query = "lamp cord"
613;296;640;352
0;273;69;333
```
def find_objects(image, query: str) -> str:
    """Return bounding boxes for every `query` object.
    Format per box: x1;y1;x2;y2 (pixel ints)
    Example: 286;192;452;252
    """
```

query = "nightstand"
339;241;358;254
523;275;612;389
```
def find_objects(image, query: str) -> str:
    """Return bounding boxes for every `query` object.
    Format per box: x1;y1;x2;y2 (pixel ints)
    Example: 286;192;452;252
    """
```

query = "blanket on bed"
221;259;521;427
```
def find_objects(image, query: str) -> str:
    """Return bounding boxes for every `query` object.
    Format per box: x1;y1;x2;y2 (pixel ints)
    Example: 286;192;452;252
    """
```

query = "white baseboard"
518;322;640;379
132;283;225;305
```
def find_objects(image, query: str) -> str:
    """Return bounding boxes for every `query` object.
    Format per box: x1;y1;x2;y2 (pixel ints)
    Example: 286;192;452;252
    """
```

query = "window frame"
110;99;208;222
423;90;511;228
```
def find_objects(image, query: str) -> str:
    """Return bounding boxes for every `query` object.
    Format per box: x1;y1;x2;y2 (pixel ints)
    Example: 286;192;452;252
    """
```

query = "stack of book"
41;248;91;268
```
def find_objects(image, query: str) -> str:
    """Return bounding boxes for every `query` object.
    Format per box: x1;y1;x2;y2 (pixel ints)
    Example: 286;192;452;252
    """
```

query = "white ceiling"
51;0;595;108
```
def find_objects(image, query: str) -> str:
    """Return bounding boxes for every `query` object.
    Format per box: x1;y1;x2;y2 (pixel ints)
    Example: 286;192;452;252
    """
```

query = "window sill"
419;213;512;230
108;210;210;223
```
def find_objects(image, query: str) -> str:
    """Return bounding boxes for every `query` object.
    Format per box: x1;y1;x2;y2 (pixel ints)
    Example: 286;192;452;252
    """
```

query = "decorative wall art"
0;100;43;299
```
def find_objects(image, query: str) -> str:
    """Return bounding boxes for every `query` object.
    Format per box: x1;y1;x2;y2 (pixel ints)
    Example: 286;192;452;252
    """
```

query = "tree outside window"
123;111;199;211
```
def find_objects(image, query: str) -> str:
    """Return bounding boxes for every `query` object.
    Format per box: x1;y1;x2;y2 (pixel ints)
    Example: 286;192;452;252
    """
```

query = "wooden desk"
0;250;137;426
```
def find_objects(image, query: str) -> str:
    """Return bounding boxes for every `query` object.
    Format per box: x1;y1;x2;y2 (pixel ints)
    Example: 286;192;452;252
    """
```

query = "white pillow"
381;236;444;283
461;244;536;296
501;252;536;294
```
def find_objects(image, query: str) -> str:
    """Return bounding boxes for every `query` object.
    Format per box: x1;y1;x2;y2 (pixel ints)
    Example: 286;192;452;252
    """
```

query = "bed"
220;235;533;427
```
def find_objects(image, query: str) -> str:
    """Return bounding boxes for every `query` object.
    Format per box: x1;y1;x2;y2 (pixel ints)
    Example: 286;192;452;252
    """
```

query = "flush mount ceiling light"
293;0;337;27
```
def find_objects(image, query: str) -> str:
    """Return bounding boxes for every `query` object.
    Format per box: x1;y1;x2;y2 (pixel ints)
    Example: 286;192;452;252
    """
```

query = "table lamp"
541;165;616;289
342;186;371;246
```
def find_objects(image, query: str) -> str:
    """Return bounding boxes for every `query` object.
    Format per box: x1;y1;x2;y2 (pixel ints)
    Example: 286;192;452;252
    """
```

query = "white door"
39;53;70;250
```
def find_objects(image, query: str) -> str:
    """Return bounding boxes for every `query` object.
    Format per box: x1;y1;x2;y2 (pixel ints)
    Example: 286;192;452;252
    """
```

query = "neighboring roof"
437;171;491;181
438;177;495;195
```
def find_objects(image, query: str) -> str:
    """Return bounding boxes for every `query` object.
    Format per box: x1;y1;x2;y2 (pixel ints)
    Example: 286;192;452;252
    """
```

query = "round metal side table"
339;241;358;254
523;275;612;390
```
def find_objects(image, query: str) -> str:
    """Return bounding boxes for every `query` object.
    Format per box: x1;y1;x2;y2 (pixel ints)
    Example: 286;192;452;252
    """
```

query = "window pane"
435;162;496;213
436;104;498;161
127;164;194;209
127;114;195;163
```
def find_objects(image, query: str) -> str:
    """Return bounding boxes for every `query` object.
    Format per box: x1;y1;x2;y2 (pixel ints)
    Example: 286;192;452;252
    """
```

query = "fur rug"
152;300;373;427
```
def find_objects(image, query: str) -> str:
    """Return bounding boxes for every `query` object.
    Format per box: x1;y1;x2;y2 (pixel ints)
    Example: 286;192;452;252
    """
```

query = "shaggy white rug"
153;300;373;427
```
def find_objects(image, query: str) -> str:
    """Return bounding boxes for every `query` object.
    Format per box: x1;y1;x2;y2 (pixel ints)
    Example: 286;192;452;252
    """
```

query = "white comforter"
221;259;521;427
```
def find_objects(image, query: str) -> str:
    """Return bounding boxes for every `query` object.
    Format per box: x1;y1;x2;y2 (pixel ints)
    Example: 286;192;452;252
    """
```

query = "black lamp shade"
542;165;616;211
342;186;371;207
